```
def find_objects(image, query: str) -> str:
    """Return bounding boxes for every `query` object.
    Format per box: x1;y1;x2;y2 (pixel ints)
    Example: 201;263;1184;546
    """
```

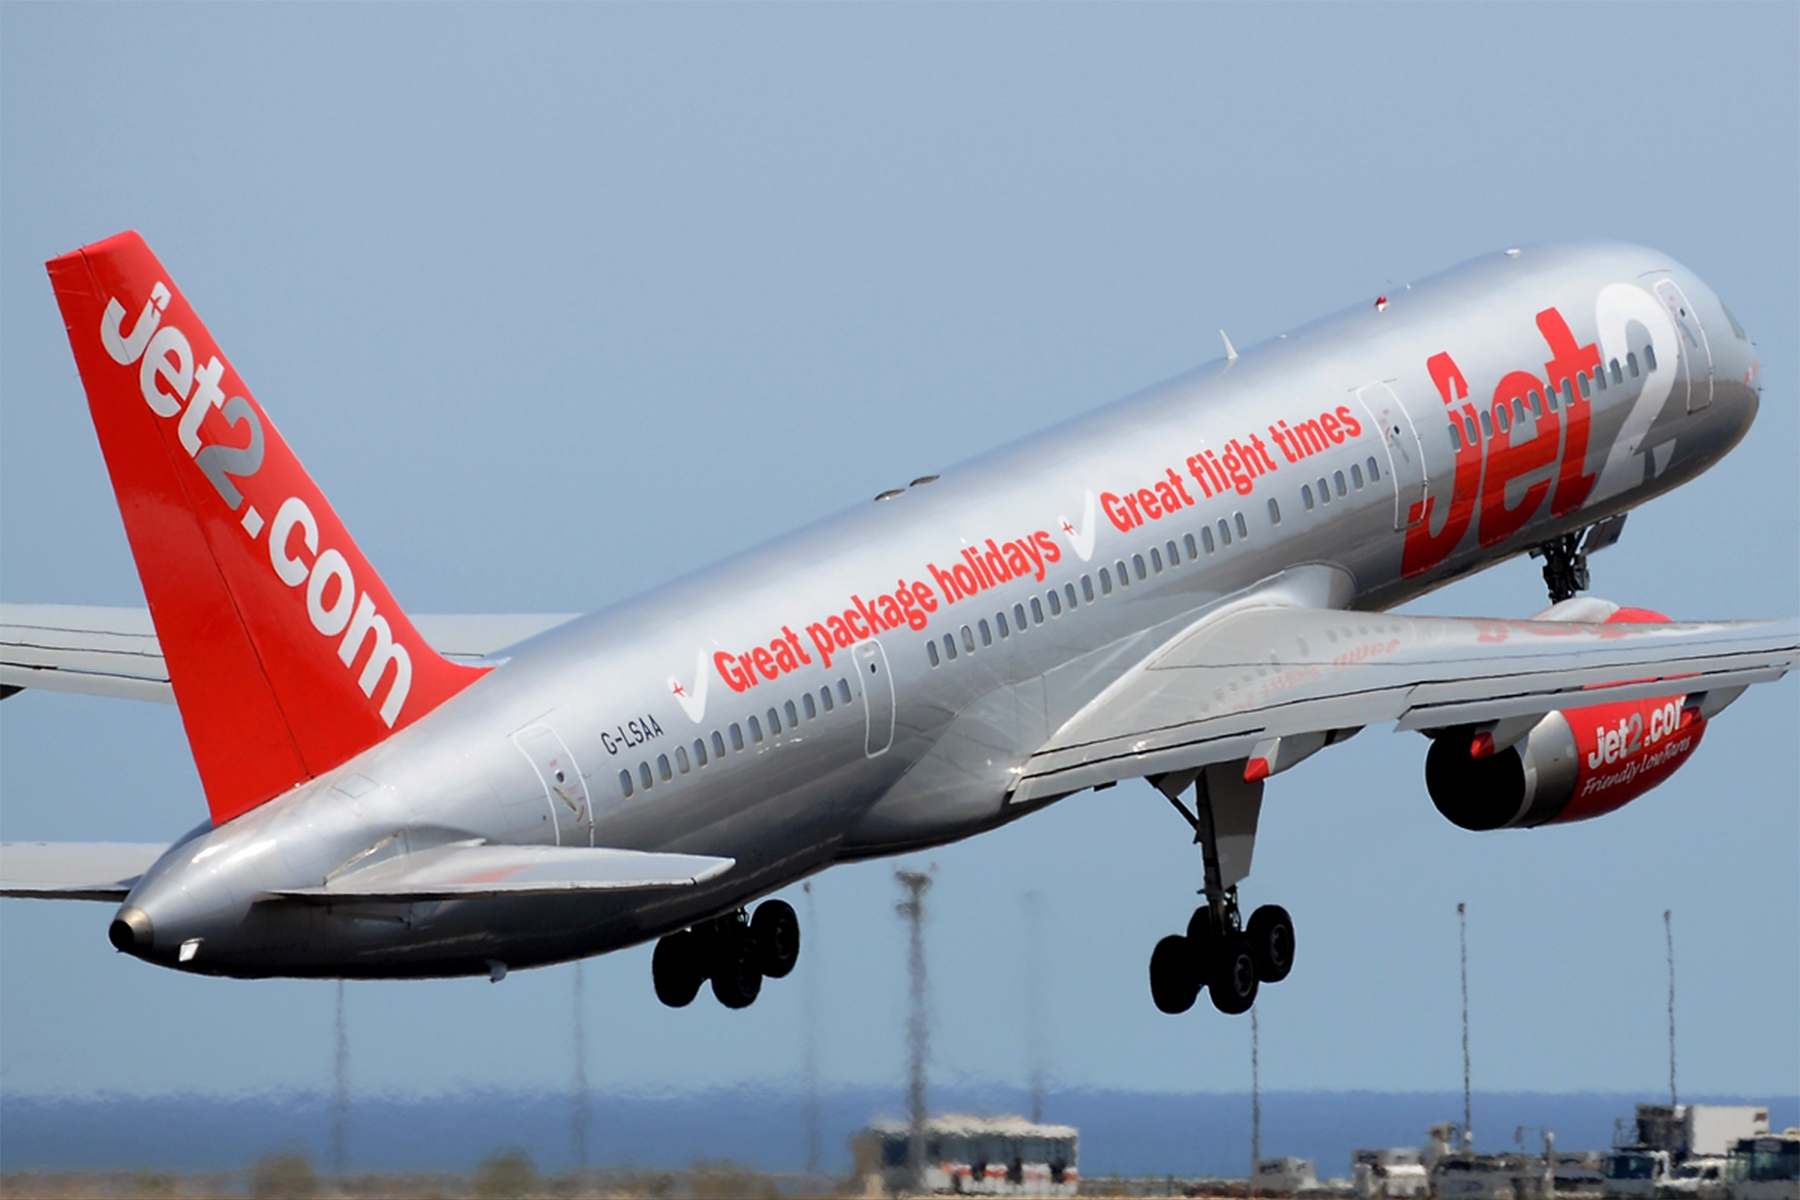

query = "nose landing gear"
1145;761;1297;1016
651;897;800;1010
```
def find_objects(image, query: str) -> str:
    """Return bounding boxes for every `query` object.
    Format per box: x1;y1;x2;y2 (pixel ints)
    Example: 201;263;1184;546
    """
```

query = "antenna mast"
1459;902;1472;1152
1665;910;1677;1107
897;869;933;1192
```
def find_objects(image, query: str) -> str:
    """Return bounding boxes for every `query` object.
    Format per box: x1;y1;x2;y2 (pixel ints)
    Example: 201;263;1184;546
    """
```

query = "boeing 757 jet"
3;232;1793;1015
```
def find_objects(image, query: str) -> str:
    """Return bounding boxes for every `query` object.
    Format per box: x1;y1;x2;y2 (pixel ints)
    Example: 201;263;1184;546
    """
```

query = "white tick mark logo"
668;648;709;723
1059;489;1098;562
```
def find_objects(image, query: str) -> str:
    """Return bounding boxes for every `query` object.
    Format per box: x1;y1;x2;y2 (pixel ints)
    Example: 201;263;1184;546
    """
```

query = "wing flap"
0;841;168;900
1012;607;1798;802
0;604;578;704
268;843;735;902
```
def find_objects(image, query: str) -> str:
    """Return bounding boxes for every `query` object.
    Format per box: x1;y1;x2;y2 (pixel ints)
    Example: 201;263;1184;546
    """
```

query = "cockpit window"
1722;302;1747;341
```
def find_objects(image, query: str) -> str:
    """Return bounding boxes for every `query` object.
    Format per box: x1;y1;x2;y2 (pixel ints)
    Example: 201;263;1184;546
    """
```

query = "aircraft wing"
267;843;736;902
1011;604;1799;804
0;604;579;703
0;842;170;900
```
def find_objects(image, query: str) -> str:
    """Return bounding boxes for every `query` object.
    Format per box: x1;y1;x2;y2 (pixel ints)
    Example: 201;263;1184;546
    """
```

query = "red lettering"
1334;405;1362;438
750;646;778;681
1402;352;1483;578
1537;308;1601;517
1477;371;1559;547
715;650;754;693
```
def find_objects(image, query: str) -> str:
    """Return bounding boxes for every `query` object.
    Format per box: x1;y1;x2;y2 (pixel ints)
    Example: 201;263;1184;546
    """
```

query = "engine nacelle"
1426;600;1712;831
1427;695;1707;830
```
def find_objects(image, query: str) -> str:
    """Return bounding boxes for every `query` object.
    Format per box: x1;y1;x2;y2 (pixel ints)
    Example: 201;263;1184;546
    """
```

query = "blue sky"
2;5;1795;1123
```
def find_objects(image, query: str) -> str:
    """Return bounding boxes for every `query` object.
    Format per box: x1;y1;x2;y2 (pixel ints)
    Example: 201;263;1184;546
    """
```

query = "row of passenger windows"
1447;344;1656;452
1301;455;1383;511
617;677;857;799
925;515;1253;668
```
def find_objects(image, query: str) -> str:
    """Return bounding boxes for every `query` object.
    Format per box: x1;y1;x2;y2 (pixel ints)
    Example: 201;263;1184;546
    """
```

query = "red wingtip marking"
1244;758;1271;783
1470;731;1495;759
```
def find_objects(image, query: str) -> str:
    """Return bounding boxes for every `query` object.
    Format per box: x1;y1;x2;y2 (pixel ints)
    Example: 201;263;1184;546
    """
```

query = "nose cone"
109;905;155;956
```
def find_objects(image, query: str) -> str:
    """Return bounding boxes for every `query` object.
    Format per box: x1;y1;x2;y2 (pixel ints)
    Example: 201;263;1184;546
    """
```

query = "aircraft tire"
1186;905;1223;947
1208;935;1259;1015
711;929;764;1009
1149;934;1202;1014
1246;904;1295;983
751;899;801;979
652;931;706;1008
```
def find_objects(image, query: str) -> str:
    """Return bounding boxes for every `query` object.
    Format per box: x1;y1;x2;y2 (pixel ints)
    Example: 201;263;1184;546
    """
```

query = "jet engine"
1425;601;1728;832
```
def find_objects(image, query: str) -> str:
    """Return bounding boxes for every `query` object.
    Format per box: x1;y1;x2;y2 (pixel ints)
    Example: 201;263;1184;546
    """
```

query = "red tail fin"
47;232;486;824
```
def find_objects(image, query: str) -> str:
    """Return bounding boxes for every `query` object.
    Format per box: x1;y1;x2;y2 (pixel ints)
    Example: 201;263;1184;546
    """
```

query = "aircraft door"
1352;381;1429;532
512;724;591;846
1652;278;1713;412
855;639;896;758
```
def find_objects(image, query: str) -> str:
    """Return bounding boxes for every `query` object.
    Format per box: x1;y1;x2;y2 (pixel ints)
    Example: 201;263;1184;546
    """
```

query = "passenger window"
1014;602;1028;628
1218;518;1232;545
1316;477;1330;503
1463;415;1479;442
1350;463;1363;489
1235;512;1249;539
961;625;976;653
1301;484;1315;511
618;769;634;798
657;754;672;782
1030;597;1044;624
1579;372;1591;399
730;723;745;751
1082;574;1096;602
1495;404;1510;433
1132;554;1147;580
1149;547;1163;573
838;678;852;705
1047;589;1062;617
1512;397;1526;424
1333;471;1346;498
979;618;993;646
1528;388;1542;413
1267;497;1282;525
1610;359;1623;384
768;707;782;735
803;692;817;720
1593;367;1606;391
639;762;654;790
1643;343;1656;371
1183;534;1198;560
784;699;799;728
1115;559;1130;586
1165;540;1179;566
926;640;941;667
1561;378;1575;406
1201;524;1216;553
1065;582;1079;610
1480;410;1494;438
1448;423;1462;452
748;716;763;744
712;730;727;757
1098;568;1113;595
820;686;834;713
675;745;690;774
1545;386;1559;412
1366;456;1380;481
997;610;1011;637
695;738;709;767
943;633;958;661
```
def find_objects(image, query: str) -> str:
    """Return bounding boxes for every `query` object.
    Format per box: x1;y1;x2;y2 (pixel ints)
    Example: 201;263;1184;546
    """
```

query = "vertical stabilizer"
47;232;486;824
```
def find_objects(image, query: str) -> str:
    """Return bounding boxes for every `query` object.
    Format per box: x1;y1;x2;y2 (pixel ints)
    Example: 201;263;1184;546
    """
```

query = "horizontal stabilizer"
1;842;168;900
269;843;735;903
0;604;578;704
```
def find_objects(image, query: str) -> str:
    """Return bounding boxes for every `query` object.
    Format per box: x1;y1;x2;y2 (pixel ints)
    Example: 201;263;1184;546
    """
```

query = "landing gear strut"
1146;762;1296;1016
1530;514;1627;605
651;898;800;1010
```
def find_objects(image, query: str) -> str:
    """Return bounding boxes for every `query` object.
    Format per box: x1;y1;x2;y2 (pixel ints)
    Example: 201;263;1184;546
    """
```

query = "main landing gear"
651;899;800;1010
1530;514;1627;604
1146;761;1296;1016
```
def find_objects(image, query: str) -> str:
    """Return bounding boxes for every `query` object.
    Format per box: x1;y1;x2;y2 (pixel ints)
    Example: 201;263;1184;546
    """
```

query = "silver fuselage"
121;242;1763;977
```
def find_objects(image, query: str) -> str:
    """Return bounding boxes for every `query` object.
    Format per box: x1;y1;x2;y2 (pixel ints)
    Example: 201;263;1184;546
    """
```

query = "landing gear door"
1652;277;1713;412
855;639;895;758
1353;381;1428;532
513;724;591;846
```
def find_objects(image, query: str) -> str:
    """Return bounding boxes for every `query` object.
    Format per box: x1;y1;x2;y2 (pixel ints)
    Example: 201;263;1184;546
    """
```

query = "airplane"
2;231;1793;1017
